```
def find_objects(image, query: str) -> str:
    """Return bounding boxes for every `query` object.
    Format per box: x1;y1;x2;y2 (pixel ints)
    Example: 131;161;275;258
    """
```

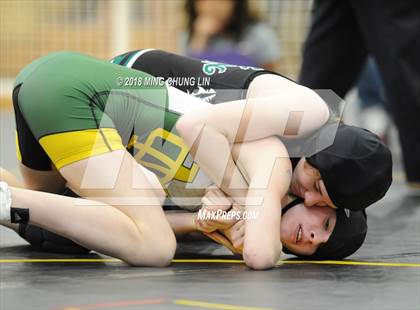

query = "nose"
304;191;323;207
309;229;329;245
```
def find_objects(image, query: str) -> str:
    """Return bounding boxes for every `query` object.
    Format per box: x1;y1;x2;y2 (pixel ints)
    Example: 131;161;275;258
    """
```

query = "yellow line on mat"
173;259;244;264
281;260;420;267
0;258;119;263
0;258;419;267
174;299;273;310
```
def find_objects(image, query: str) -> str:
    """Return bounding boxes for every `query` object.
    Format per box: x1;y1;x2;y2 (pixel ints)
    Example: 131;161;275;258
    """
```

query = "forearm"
177;88;329;146
243;190;283;269
176;89;327;201
165;211;198;236
238;139;292;269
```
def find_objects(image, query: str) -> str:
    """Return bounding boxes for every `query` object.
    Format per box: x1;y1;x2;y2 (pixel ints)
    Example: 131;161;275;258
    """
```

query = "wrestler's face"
280;202;336;256
290;158;336;208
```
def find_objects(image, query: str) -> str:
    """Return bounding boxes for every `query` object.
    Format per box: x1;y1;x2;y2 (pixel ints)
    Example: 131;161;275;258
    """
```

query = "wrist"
191;212;200;231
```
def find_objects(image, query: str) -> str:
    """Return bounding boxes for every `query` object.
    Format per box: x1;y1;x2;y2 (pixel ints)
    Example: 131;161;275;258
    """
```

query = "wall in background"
0;0;312;107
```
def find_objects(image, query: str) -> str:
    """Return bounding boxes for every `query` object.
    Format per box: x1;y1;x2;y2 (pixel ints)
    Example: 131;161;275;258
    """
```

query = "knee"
147;234;177;267
125;231;177;267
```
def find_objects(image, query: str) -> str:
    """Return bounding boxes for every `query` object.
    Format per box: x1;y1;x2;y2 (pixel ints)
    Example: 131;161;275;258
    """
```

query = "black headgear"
306;124;392;211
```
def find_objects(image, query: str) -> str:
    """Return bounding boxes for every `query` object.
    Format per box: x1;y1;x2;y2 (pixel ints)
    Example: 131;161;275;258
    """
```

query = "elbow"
176;112;209;149
175;114;193;136
176;113;202;141
306;88;330;125
297;87;331;136
243;246;280;270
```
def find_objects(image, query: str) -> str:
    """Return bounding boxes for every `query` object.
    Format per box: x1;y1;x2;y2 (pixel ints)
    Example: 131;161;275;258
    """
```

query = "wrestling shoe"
0;181;12;222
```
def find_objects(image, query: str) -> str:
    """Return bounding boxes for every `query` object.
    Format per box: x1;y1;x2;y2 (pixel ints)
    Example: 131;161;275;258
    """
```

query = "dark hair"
185;0;258;42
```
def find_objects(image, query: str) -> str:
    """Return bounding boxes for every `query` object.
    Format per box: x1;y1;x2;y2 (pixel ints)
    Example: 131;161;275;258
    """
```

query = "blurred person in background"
180;0;280;70
299;0;420;195
356;57;389;141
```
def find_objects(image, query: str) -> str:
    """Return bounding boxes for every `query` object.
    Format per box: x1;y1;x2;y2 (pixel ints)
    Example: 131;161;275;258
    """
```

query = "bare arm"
177;85;329;144
165;211;197;236
231;137;292;269
183;137;292;269
176;86;325;201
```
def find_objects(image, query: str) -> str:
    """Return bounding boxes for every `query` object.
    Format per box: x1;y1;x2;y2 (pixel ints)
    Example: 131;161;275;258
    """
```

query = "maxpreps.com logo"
202;60;263;76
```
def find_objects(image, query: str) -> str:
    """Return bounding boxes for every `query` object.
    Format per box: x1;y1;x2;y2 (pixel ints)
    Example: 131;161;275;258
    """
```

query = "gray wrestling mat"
1;111;419;310
1;181;419;310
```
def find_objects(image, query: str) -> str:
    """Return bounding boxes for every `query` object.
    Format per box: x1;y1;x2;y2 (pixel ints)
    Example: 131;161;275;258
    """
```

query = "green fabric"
16;51;170;140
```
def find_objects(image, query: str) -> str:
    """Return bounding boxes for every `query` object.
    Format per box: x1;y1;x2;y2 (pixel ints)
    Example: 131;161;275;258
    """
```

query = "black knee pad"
19;224;90;254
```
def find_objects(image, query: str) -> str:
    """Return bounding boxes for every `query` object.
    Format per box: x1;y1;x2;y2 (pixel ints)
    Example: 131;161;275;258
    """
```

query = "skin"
176;73;330;269
1;167;335;259
1;67;330;269
200;188;337;257
190;0;235;51
290;158;337;208
280;200;336;256
194;0;235;26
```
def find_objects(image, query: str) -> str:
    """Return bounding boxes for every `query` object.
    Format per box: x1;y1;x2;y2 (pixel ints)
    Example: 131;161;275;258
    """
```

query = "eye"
315;180;321;195
324;218;330;231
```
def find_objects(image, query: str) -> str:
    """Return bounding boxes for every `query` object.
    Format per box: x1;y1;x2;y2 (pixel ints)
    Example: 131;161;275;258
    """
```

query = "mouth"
295;225;303;244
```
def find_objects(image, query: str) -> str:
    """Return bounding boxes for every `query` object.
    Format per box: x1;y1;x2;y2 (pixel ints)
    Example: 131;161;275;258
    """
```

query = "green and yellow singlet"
13;51;214;206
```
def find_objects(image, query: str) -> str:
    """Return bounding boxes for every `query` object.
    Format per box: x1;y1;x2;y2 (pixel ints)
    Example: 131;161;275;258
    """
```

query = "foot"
0;181;12;222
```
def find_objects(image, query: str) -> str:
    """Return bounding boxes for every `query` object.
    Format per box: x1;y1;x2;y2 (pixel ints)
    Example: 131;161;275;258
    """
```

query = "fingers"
203;231;241;254
202;186;233;211
198;187;237;231
201;196;231;212
221;220;245;252
195;215;218;233
195;207;237;232
231;203;245;212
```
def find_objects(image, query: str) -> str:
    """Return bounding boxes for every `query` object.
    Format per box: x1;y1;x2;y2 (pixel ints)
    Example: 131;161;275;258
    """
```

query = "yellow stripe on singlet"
15;131;22;162
39;128;125;169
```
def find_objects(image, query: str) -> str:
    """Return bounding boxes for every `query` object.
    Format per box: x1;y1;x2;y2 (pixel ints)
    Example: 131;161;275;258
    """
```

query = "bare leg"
9;186;167;265
0;167;22;188
19;163;66;193
2;150;176;266
58;150;176;265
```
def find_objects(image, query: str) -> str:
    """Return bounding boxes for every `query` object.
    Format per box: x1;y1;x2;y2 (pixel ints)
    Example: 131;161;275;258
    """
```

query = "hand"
203;204;245;255
195;186;237;233
220;219;245;254
203;231;242;255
